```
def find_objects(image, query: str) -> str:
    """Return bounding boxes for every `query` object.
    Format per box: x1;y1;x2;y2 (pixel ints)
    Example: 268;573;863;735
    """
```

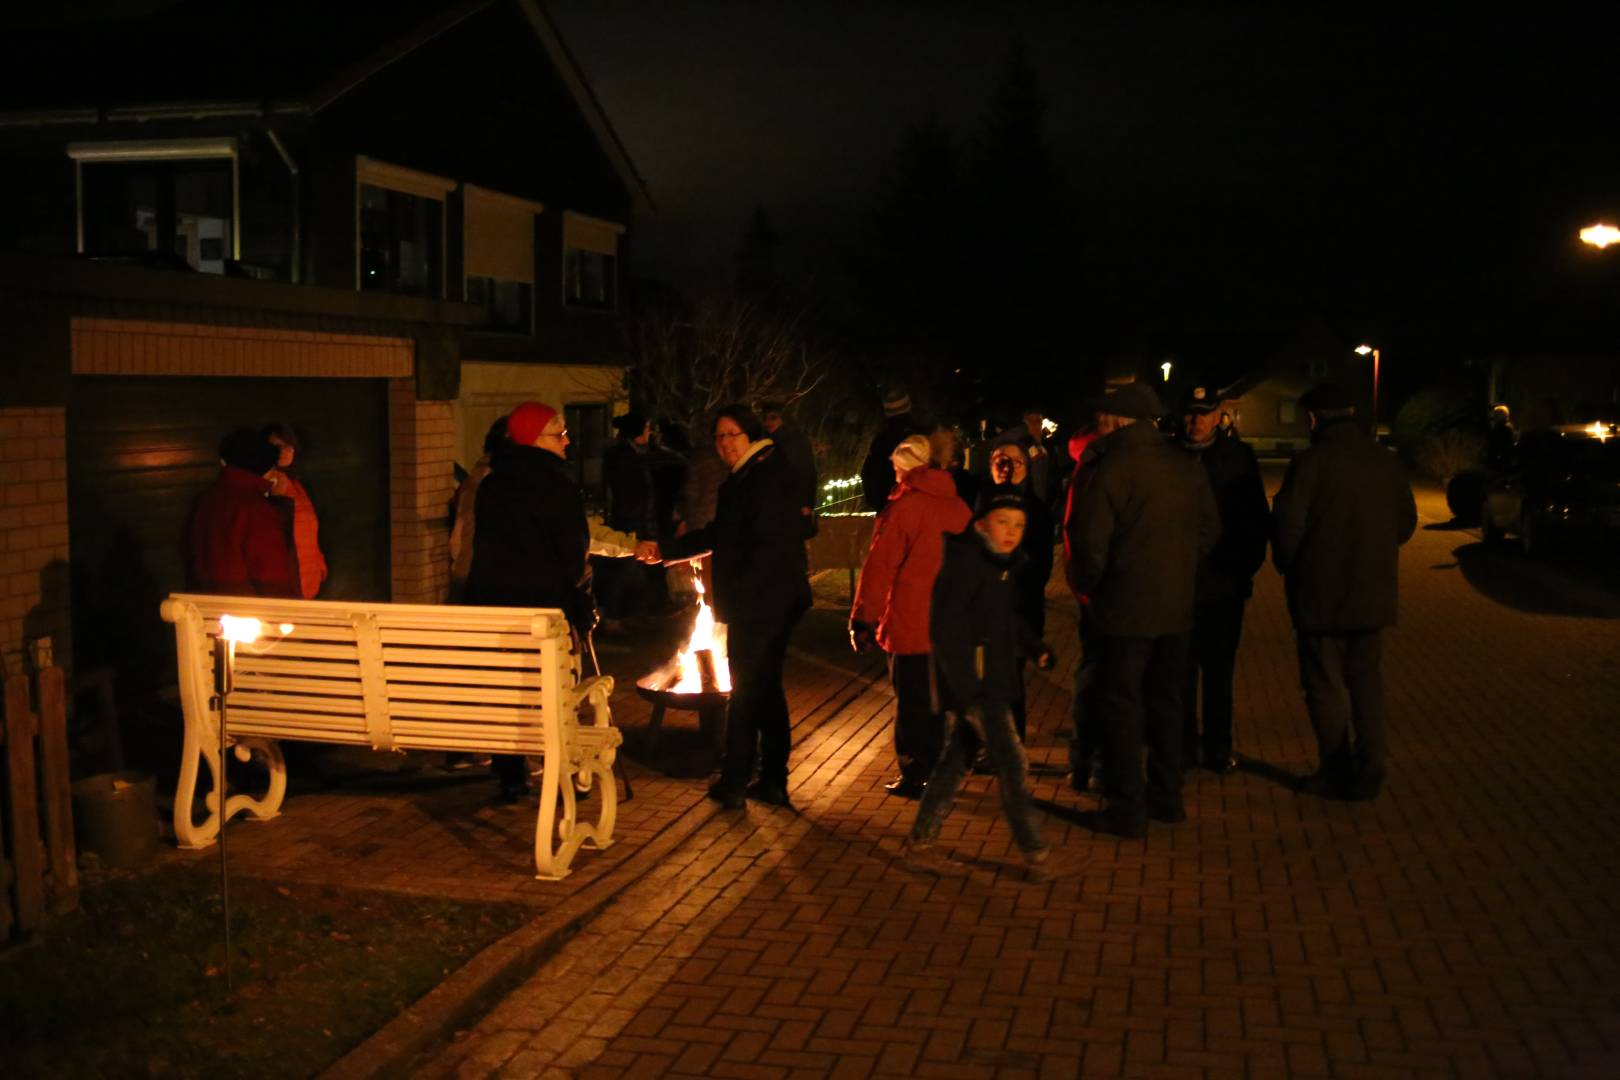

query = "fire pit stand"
635;680;728;757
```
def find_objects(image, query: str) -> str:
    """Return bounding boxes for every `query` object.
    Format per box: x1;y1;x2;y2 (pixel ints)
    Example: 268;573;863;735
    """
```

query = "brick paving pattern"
422;484;1620;1078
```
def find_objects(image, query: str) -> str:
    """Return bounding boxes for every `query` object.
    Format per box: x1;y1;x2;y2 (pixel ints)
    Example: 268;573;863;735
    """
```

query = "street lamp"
1579;223;1620;249
1160;361;1172;382
1355;344;1381;436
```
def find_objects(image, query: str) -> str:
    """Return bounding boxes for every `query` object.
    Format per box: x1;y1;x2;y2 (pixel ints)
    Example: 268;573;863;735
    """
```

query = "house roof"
0;0;653;214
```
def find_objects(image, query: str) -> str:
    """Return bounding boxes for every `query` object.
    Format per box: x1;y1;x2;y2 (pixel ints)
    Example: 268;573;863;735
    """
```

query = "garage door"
69;375;389;691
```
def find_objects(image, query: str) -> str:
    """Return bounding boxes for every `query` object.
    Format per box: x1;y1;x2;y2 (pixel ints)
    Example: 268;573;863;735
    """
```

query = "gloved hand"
1034;644;1056;672
848;618;877;655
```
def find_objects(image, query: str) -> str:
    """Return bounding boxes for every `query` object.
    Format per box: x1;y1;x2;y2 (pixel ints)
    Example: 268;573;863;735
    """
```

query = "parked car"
1481;422;1620;556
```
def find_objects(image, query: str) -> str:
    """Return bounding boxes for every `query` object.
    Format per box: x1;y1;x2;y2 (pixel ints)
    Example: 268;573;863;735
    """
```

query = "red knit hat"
507;401;558;445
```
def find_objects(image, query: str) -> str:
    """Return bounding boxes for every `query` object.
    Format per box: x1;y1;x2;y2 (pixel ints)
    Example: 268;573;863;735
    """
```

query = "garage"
68;375;390;692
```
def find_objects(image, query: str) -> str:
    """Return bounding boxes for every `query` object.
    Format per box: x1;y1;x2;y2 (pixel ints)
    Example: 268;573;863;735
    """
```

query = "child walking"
902;493;1081;883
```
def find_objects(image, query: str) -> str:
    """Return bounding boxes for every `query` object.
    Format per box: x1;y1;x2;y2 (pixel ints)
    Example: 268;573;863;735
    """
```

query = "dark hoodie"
929;527;1042;712
465;442;591;623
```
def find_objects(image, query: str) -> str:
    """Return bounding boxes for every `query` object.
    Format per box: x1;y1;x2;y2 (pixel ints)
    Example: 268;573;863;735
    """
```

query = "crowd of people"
182;377;1416;878
852;378;1415;881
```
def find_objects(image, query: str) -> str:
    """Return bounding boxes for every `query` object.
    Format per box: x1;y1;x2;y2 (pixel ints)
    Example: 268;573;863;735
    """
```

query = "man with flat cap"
1178;385;1270;775
1273;383;1415;801
1069;382;1220;837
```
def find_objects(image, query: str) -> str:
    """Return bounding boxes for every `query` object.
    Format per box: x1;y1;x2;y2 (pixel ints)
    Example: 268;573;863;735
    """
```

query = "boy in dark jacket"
903;494;1078;882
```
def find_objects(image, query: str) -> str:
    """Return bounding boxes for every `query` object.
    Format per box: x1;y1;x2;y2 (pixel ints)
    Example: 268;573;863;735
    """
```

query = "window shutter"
356;156;456;200
464;185;542;284
563;211;625;256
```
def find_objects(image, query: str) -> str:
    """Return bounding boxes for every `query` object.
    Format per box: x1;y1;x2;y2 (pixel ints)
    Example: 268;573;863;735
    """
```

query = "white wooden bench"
160;594;620;880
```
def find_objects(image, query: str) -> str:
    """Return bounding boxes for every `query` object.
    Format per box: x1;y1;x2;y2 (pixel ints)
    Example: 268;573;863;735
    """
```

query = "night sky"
550;2;1620;343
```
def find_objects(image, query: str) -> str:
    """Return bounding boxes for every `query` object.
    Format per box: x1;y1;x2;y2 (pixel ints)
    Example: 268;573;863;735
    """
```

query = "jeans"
1296;631;1386;785
720;609;804;790
910;704;1046;855
889;652;941;783
1099;633;1189;818
1183;597;1247;766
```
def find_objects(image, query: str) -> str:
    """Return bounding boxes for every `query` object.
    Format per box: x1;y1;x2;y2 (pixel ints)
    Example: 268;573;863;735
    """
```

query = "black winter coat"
604;439;659;540
660;443;811;627
769;420;819;538
1068;421;1222;638
860;414;926;511
930;529;1040;713
976;479;1054;638
1182;434;1270;604
1272;419;1417;631
464;444;592;626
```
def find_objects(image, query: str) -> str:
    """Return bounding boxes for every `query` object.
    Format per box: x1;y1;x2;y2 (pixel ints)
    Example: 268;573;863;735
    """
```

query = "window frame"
462;183;544;335
69;138;240;265
354;156;455;297
561;210;625;313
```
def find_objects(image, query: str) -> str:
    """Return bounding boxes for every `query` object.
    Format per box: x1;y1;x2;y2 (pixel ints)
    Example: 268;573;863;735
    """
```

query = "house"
0;0;651;689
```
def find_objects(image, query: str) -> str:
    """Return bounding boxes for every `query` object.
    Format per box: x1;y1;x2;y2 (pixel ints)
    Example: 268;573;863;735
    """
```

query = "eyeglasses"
714;430;748;442
539;428;569;440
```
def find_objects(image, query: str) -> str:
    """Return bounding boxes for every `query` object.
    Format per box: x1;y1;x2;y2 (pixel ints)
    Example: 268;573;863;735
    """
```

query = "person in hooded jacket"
652;404;812;810
902;495;1076;883
184;428;299;598
975;442;1054;743
850;435;972;798
466;401;598;800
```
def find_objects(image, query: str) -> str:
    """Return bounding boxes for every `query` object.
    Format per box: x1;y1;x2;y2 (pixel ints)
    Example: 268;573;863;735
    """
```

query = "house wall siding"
388;379;455;604
0;407;70;677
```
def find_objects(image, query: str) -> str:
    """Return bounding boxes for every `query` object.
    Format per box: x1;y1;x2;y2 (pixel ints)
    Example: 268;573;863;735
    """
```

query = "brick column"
388;379;456;604
0;408;71;676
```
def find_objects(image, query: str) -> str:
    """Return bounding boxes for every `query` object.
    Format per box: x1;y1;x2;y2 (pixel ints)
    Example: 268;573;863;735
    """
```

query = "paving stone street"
406;480;1620;1078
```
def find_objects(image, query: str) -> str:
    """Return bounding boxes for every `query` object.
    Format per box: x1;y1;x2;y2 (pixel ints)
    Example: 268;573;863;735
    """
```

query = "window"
565;402;611;501
355;157;453;297
464;184;542;332
466;276;533;332
71;139;237;274
563;211;624;311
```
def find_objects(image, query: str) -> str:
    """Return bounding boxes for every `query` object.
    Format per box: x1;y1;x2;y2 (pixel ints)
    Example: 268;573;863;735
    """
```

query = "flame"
655;564;731;693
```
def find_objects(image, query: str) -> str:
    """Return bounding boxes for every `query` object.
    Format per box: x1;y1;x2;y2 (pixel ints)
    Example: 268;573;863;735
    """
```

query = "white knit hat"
890;434;932;472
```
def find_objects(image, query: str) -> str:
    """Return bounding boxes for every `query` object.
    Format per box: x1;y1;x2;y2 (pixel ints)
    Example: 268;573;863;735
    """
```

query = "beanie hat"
974;490;1028;522
219;427;280;475
890;434;932;472
1298;382;1354;413
882;387;912;417
507;401;559;445
1181;386;1219;415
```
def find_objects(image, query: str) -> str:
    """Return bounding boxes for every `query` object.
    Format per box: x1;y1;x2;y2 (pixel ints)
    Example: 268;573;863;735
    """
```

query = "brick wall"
70;318;413;378
389;379;456;604
0;408;70;677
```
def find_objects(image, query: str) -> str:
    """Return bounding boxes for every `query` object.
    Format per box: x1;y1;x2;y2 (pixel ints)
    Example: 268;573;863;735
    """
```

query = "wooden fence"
1;666;77;939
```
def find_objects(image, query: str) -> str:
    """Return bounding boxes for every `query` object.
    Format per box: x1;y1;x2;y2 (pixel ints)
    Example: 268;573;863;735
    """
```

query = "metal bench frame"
161;594;620;880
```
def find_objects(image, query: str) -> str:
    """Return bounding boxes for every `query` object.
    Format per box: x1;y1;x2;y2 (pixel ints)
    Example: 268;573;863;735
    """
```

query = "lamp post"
1579;223;1620;249
1355;344;1381;436
1160;361;1172;382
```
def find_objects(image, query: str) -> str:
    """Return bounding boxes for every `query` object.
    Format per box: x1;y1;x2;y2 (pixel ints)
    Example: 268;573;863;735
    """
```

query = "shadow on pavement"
1452;541;1620;618
1235;754;1308;792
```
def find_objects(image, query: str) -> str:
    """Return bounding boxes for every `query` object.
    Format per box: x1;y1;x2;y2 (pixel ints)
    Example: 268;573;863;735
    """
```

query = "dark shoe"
744;781;793;809
1024;847;1087;883
971;750;994;776
1090;805;1147;839
1147;801;1187;825
1206;756;1238;776
1298;769;1349;800
707;781;746;810
494;782;530;805
884;776;926;799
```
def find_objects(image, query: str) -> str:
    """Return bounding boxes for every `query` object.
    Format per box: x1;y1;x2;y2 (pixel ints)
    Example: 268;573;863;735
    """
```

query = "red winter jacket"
852;466;972;655
183;466;299;598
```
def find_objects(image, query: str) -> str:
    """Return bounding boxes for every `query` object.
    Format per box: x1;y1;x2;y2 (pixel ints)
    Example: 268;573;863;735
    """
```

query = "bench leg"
174;726;287;850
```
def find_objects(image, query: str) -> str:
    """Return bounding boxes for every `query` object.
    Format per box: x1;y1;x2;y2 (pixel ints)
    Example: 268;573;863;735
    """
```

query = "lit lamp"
1354;344;1382;435
210;615;293;990
1579;223;1620;249
1161;361;1172;382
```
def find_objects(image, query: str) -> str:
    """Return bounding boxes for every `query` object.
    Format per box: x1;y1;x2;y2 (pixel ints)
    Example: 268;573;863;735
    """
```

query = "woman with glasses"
653;404;812;810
